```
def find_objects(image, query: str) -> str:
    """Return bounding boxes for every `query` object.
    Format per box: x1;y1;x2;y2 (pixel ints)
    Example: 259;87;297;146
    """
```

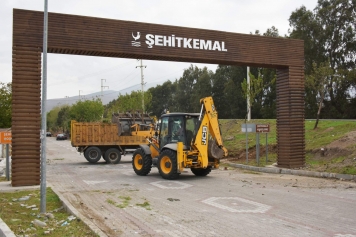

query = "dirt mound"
326;131;356;149
306;131;356;173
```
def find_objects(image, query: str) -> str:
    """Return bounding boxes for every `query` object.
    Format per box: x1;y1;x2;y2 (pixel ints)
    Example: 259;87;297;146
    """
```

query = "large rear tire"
104;148;122;164
158;149;179;180
132;148;152;176
191;166;212;176
84;147;102;163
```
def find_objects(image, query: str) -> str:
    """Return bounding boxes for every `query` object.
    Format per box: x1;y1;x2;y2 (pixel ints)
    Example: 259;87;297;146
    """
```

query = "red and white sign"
256;124;270;133
0;131;12;144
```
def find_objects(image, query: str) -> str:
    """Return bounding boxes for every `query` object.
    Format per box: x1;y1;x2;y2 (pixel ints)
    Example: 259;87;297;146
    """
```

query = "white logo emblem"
201;126;207;145
131;32;141;47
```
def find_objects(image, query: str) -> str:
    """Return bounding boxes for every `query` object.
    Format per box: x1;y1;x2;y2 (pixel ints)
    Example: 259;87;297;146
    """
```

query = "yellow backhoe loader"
132;96;228;179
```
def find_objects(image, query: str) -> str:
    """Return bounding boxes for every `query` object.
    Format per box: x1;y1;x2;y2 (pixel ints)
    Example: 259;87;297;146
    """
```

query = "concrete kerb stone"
227;163;356;181
49;185;107;237
0;218;16;237
0;182;107;237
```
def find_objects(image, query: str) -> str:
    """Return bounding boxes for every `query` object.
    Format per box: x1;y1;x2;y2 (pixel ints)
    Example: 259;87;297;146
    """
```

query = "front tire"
84;147;102;163
104;148;121;164
158;149;179;180
191;166;212;176
132;148;152;176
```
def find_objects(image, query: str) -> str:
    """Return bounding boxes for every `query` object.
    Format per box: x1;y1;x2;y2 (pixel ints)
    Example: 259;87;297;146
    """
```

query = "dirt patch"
323;127;334;133
224;144;277;161
311;147;352;160
223;131;356;175
326;131;356;149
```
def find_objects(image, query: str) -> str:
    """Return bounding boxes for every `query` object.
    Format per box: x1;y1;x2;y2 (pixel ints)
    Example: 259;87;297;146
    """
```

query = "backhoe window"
186;117;198;146
159;116;185;147
159;115;199;148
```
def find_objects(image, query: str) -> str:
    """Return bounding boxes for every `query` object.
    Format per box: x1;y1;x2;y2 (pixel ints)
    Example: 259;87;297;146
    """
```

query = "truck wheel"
104;148;122;164
191;166;212;176
132;148;152;176
158;149;179;180
84;147;102;163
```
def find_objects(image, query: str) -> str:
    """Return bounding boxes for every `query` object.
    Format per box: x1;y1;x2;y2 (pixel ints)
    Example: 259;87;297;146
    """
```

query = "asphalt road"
46;138;356;237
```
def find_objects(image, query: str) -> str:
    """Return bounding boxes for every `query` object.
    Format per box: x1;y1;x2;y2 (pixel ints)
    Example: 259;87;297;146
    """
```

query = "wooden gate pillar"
11;46;42;186
276;66;305;168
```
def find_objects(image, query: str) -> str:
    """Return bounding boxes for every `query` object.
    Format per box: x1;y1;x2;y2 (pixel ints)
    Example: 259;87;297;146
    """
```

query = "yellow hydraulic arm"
187;97;228;168
200;97;228;156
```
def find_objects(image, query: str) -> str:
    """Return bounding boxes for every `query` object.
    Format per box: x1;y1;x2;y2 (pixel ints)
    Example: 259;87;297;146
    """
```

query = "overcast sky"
1;0;317;99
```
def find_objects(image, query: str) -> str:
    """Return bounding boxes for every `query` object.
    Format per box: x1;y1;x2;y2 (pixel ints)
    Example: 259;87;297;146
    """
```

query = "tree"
147;80;177;117
57;105;71;133
175;65;204;112
70;99;104;122
241;73;263;118
289;0;356;118
0;82;12;128
306;61;334;129
191;67;213;108
212;65;248;118
106;90;152;116
47;106;63;132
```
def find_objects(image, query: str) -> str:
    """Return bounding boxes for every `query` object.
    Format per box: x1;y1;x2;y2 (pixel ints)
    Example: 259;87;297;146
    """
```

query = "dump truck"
71;112;155;164
132;96;228;179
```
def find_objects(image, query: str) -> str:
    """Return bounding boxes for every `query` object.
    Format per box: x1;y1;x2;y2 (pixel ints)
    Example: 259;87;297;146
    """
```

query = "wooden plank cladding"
12;8;305;186
13;9;303;68
12;46;41;186
276;67;305;168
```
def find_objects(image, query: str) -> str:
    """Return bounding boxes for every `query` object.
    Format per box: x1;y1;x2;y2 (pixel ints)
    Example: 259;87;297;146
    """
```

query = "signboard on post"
241;124;256;133
0;131;12;144
241;124;270;166
256;124;270;133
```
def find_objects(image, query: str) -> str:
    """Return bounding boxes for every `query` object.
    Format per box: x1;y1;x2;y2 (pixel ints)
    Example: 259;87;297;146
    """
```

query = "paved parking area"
46;138;356;237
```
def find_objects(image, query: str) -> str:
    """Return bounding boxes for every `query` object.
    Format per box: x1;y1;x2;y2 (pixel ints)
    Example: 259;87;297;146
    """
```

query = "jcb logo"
201;126;207;145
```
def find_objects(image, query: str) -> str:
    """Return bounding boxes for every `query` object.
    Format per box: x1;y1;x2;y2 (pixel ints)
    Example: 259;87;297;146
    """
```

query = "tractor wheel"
191;166;212;176
84;147;102;164
104;148;122;164
158;149;179;180
132;148;152;176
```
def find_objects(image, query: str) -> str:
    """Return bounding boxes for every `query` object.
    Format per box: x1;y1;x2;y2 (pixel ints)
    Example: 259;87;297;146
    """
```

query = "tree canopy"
289;0;356;118
70;99;104;123
0;82;12;128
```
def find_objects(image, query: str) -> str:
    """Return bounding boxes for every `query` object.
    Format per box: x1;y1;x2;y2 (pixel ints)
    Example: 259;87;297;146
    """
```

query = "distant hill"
45;81;164;112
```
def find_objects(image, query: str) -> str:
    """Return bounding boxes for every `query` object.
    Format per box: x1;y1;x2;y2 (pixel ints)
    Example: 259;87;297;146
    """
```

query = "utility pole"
79;90;83;100
40;0;48;214
101;79;109;97
247;66;251;121
136;59;146;112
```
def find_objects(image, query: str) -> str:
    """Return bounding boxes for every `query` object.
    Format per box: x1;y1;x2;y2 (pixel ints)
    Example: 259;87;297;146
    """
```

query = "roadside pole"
40;0;48;213
6;144;9;181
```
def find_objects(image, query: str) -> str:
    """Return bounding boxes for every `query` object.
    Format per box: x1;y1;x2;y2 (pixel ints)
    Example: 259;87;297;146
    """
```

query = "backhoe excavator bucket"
208;139;224;159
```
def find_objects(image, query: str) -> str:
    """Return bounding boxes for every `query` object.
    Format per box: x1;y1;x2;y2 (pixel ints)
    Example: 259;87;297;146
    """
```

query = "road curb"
0;183;107;237
0;218;16;237
50;185;108;237
227;163;356;181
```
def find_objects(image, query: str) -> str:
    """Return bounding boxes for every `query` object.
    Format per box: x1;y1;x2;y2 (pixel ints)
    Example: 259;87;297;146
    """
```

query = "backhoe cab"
132;96;228;179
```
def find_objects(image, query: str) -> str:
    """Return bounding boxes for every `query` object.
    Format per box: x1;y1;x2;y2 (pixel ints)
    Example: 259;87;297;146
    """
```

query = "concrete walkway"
0;163;355;237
